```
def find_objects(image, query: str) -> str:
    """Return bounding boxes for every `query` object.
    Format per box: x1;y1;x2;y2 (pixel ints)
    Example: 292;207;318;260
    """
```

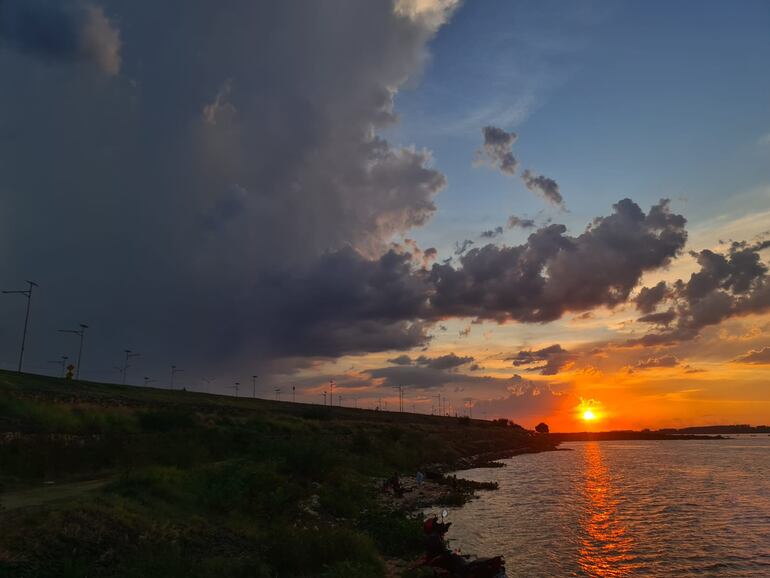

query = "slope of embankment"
0;370;555;577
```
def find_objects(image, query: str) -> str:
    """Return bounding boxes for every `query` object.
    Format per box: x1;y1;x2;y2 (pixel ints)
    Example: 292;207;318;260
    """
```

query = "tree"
535;422;549;434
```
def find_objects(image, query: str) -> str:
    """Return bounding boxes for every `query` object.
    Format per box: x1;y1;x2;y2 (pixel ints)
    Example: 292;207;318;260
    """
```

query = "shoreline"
380;441;561;577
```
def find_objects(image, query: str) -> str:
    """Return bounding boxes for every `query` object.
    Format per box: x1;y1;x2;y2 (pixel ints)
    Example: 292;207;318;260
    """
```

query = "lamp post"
57;324;88;379
122;350;140;384
47;355;68;377
170;365;183;389
2;280;38;373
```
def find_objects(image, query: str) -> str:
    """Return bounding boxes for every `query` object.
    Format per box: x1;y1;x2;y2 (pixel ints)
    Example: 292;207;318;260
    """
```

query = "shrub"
139;409;196;432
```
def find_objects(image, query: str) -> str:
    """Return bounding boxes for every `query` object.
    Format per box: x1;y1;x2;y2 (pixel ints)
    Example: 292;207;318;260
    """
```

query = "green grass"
0;369;554;577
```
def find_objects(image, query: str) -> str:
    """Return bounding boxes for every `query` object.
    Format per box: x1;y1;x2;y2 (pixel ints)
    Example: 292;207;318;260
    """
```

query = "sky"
1;0;769;431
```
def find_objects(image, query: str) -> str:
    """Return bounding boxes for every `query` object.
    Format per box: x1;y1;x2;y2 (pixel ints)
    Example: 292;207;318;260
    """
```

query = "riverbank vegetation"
0;370;555;577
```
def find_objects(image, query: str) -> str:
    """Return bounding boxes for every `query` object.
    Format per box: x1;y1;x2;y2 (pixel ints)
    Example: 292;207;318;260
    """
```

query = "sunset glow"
582;409;597;422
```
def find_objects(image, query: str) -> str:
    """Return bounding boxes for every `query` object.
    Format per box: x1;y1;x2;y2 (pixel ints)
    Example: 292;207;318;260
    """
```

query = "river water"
441;437;770;577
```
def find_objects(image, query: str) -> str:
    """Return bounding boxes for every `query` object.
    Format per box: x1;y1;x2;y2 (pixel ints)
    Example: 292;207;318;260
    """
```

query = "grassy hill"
0;370;555;577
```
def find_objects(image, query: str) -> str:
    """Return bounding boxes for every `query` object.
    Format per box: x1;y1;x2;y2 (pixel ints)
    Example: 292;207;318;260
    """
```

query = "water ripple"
441;437;770;577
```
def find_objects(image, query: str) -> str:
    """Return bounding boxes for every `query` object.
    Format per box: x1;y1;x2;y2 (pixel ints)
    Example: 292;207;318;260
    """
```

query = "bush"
267;526;383;577
139;409;196;432
359;510;425;557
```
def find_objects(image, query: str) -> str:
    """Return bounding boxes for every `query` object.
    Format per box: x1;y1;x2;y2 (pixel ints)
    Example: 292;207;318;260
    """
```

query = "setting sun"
582;409;597;422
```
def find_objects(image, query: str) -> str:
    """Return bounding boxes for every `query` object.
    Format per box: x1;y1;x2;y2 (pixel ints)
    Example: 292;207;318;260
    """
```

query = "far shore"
550;430;727;442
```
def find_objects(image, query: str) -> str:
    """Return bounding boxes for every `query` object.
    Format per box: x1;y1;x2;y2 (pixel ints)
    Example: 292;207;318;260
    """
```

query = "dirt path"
0;478;110;512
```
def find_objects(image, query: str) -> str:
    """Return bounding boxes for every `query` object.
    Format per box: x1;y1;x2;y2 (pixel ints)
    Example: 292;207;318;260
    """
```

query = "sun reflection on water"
578;442;640;577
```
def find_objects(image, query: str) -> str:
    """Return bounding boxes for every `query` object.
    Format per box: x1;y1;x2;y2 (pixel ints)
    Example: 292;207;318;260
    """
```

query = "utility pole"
393;385;404;412
275;387;281;401
170;365;183;389
121;350;140;384
231;382;240;397
143;376;155;387
2;280;38;373
292;385;296;403
57;324;88;379
435;394;442;416
252;375;258;398
329;379;335;408
323;391;327;406
338;394;342;407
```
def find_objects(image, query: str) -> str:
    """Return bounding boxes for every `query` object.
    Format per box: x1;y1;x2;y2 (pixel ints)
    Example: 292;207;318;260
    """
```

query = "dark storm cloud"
428;199;688;323
507;215;536;229
635;281;667;313
521;169;564;207
385;352;474;370
0;0;455;383
263;247;432;358
0;0;701;387
0;0;120;74
387;354;413;366
629;241;770;346
480;226;503;239
476;126;518;175
509;344;574;375
637;309;676;326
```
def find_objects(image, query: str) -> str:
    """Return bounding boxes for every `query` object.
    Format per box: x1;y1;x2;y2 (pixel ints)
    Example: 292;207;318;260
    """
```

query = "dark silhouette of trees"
535;422;550;434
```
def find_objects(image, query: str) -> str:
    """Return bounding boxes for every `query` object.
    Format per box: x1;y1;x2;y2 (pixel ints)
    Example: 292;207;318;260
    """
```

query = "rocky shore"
379;442;561;577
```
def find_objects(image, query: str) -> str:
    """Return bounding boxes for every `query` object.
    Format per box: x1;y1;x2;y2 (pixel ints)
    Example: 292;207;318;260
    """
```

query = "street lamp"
47;355;68;377
170;365;183;389
57;324;88;379
2;280;38;373
122;350;140;384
